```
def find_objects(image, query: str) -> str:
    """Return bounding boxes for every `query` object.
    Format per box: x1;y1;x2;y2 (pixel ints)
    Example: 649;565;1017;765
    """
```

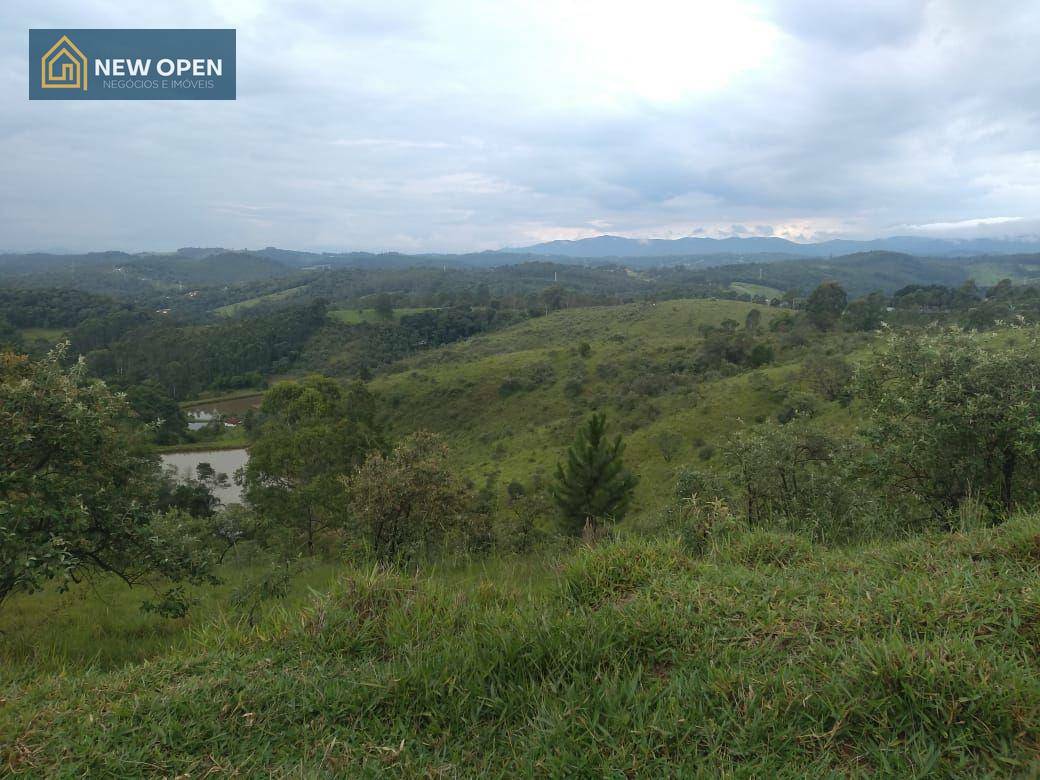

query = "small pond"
160;448;249;505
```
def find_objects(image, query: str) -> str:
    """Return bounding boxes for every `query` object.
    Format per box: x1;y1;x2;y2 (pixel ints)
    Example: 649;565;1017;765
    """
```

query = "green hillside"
371;298;852;514
8;288;1040;776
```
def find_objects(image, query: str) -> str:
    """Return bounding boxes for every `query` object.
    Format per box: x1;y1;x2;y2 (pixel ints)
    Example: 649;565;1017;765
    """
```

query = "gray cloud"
1;0;1039;251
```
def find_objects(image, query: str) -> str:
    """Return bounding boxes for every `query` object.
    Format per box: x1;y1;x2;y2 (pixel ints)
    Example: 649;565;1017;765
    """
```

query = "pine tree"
552;413;638;535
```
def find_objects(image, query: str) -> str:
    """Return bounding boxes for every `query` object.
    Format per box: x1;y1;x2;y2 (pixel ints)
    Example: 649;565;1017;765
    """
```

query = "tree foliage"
725;418;873;541
243;375;382;553
857;328;1040;518
0;346;213;607
346;431;473;562
552;413;638;535
806;282;848;330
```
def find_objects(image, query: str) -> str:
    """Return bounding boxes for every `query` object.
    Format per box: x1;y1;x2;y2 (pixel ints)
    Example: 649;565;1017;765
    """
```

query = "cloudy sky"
2;1;1039;252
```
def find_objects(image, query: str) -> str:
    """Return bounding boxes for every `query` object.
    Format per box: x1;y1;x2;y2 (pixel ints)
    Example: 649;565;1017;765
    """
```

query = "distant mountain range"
503;234;1040;259
6;235;1040;290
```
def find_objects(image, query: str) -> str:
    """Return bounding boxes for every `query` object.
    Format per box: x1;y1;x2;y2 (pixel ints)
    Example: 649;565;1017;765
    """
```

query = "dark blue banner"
29;29;236;100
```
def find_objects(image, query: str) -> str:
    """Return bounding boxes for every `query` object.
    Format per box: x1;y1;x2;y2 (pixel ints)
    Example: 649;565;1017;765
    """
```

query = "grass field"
0;551;555;688
213;285;310;316
328;306;434;324
730;281;783;298
8;299;1040;774
181;391;264;414
5;515;1040;775
155;429;250;453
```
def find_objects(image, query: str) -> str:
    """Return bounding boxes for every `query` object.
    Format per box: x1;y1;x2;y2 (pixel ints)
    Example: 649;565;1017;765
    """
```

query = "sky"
1;0;1039;253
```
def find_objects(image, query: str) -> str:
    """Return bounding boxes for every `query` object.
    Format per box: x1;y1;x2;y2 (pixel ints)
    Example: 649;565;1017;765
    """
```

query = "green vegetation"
10;260;1040;773
6;518;1040;775
244;376;382;554
17;327;65;343
0;348;214;609
730;281;782;298
552;412;638;535
213;284;309;316
328;305;433;323
348;431;474;562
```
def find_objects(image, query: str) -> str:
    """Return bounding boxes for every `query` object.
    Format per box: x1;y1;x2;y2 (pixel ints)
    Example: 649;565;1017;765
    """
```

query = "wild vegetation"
5;258;1040;775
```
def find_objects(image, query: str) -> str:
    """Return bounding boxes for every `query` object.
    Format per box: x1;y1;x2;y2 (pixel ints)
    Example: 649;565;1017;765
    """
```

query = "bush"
776;392;818;424
857;328;1040;518
800;354;853;404
724;418;886;544
346;431;474;563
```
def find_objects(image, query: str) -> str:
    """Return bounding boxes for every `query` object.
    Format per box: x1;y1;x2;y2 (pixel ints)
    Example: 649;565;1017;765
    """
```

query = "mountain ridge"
504;234;1040;259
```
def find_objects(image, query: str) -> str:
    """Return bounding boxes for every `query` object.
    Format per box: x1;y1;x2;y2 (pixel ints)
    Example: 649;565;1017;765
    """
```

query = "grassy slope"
329;306;433;324
213;285;310;316
370;299;856;515
5;516;1040;775
730;281;783;298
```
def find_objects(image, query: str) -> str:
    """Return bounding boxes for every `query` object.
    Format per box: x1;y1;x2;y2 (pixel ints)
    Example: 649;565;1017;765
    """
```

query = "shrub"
857;328;1040;518
800;354;853;404
724;418;884;543
346;431;473;562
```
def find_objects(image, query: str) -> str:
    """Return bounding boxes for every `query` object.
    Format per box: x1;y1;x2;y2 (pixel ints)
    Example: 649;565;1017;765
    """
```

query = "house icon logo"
41;35;88;91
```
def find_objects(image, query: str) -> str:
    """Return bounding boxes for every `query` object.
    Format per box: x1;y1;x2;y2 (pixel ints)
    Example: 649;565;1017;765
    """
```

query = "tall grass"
5;515;1040;775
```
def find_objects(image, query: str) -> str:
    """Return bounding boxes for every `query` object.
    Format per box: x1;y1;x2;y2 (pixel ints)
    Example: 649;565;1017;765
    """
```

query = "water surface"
160;448;249;505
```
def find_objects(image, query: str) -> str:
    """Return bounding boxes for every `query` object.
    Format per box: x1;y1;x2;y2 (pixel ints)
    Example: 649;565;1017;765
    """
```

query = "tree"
843;292;886;331
748;342;774;367
745;308;762;332
806;282;847;330
552;413;638;535
346;431;472;562
540;285;566;313
655;430;683;462
857;328;1040;519
0;346;213;608
374;293;395;320
0;316;21;351
800;354;853;403
124;380;188;444
243;376;382;554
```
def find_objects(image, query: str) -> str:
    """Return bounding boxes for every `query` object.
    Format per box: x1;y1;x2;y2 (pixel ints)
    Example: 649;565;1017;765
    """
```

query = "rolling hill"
368;298;857;516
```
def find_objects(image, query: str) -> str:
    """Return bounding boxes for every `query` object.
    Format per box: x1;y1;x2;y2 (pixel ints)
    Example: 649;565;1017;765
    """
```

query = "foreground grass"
5;516;1040;775
0;561;342;686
